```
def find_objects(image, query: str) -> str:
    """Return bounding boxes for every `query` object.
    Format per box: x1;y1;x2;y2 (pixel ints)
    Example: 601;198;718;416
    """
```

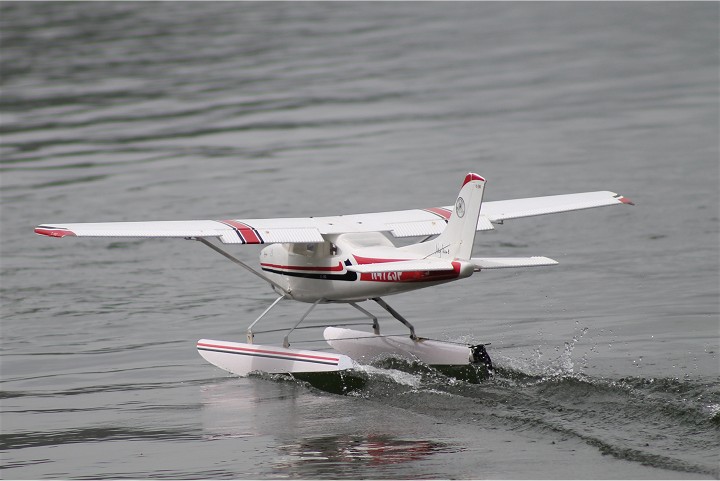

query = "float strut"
350;302;380;335
283;299;322;348
372;297;417;340
246;295;284;344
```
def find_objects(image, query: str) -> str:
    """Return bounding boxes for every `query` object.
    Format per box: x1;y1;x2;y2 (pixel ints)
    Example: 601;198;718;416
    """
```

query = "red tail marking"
462;173;485;186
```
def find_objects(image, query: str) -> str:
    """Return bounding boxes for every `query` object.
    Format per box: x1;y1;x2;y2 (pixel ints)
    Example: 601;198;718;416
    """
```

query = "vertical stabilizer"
402;173;486;260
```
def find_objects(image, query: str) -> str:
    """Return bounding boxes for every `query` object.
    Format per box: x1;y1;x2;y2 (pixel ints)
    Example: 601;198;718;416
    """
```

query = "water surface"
2;2;718;478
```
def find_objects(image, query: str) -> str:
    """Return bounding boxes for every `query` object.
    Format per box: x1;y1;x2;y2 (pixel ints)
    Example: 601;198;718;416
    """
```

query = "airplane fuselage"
259;232;474;302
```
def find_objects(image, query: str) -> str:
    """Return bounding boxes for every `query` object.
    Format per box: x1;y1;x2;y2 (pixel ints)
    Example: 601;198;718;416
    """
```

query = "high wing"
34;219;325;244
35;190;633;244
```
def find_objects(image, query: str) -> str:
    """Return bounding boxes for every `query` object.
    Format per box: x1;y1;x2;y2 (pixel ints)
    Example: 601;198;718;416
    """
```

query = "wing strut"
194;237;289;297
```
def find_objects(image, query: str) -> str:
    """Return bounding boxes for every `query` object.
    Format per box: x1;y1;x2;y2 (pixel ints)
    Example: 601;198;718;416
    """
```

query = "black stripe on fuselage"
261;267;358;282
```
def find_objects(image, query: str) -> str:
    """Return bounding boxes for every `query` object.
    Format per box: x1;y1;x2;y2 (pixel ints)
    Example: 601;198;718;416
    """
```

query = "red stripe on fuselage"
352;255;410;265
220;220;263;244
196;342;340;362
260;262;345;272
357;261;461;283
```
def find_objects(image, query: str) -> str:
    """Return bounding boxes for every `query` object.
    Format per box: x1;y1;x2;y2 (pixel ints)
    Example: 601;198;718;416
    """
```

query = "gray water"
1;2;718;479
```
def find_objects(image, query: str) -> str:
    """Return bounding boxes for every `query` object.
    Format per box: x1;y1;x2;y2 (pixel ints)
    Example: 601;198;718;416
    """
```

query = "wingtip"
35;226;76;238
612;193;635;206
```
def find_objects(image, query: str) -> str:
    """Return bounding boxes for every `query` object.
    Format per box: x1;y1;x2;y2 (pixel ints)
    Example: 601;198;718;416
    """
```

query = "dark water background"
1;2;718;479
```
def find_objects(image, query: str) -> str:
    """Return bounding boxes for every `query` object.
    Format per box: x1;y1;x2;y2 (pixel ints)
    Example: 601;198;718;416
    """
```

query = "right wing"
477;191;634;223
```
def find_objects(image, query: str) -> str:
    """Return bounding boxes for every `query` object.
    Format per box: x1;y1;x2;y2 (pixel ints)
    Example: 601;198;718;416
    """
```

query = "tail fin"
402;173;486;260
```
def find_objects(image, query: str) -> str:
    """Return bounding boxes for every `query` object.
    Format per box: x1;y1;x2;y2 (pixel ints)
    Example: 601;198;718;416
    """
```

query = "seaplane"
35;173;633;379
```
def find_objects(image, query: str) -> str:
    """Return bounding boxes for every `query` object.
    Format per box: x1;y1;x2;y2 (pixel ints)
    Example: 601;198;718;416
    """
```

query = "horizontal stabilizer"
471;256;558;270
346;259;455;274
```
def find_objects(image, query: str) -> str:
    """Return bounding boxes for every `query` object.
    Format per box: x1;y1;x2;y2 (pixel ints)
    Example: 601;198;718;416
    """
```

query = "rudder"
402;173;486;260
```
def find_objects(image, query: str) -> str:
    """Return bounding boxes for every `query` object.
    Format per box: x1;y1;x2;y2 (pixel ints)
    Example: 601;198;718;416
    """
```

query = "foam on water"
330;355;720;477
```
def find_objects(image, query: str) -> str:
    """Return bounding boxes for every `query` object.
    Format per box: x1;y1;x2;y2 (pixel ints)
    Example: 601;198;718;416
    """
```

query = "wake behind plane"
35;173;633;377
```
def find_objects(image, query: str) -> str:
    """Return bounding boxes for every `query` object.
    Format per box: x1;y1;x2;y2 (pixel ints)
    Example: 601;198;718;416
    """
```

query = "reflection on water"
197;376;461;478
274;434;450;468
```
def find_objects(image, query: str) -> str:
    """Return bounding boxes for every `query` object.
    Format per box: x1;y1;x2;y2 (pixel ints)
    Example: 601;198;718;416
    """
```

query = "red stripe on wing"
220;220;263;244
423;207;452;220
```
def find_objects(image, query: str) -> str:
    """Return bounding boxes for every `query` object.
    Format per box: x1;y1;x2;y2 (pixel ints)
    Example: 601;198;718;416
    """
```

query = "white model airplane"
35;173;633;377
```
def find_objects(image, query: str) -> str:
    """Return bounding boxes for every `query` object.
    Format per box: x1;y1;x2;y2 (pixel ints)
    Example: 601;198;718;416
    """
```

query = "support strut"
193;238;292;344
350;302;380;335
246;295;284;344
283;299;322;348
194;237;289;296
372;297;417;340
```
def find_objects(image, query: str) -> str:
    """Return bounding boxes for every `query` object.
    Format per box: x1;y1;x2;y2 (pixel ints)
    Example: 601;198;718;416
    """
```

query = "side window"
289;242;337;257
290;242;320;257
